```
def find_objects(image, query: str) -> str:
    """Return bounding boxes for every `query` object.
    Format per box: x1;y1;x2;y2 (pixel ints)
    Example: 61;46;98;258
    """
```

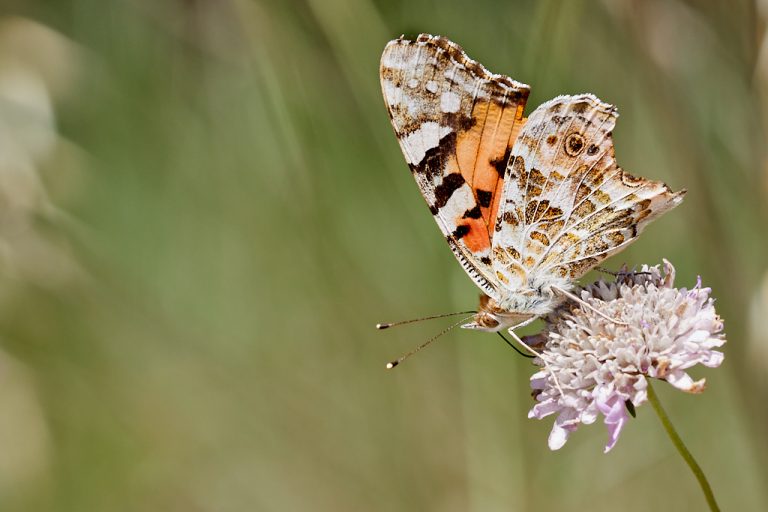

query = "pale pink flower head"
527;260;725;453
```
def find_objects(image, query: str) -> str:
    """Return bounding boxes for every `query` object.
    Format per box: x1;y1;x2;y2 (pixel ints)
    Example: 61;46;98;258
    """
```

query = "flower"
527;260;725;453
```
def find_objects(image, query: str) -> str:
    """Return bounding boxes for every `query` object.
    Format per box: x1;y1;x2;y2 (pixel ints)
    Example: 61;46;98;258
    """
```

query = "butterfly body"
380;34;684;332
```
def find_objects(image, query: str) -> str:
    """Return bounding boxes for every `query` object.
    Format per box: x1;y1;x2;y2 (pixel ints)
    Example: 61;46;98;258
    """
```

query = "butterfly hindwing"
492;94;685;287
380;34;530;296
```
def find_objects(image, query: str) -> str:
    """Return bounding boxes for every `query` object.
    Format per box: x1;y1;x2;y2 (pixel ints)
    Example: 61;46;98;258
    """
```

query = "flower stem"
646;380;720;512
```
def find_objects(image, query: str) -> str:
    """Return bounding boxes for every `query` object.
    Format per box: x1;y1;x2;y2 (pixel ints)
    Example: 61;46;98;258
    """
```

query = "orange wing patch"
456;101;527;230
452;101;527;251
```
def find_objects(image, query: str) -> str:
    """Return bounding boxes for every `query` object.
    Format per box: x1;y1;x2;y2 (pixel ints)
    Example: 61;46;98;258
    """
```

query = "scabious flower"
527;260;725;453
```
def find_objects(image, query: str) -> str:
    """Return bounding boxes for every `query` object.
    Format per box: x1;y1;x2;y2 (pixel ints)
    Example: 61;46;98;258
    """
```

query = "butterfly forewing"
380;34;530;297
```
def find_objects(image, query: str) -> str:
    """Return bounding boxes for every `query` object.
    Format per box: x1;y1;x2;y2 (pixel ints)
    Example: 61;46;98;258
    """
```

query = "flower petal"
527;261;725;453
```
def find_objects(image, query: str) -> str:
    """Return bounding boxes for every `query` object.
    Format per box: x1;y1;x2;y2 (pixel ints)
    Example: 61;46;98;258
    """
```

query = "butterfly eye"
564;133;585;156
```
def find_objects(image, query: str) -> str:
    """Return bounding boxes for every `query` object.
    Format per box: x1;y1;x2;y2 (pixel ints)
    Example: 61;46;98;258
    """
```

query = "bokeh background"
0;0;766;510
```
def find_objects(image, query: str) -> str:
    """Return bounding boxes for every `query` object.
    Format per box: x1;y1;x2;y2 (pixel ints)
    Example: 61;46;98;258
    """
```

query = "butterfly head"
461;294;537;332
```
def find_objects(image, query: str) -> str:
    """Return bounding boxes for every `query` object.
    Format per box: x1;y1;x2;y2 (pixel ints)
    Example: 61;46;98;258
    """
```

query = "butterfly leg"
496;332;535;358
551;285;629;326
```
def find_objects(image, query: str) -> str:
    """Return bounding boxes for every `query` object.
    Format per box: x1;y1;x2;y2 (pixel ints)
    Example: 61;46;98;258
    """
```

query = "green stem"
646;380;720;512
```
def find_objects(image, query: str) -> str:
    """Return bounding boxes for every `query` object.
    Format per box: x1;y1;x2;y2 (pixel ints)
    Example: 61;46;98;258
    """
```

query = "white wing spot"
381;80;401;107
426;80;439;94
400;122;452;165
407;78;419;89
442;183;475;218
440;91;461;113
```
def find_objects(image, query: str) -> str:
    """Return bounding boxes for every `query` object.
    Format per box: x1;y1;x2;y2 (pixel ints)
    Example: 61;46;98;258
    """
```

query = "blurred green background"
0;0;766;510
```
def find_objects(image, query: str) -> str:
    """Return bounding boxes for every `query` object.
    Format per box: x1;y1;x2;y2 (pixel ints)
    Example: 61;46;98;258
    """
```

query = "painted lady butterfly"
380;34;685;333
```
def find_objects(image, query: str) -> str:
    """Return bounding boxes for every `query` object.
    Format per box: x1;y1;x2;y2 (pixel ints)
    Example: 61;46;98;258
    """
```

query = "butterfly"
380;34;685;333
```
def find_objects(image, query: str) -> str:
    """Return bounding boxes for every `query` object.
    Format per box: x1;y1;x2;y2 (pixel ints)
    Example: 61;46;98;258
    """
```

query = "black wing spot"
477;190;492;207
452;225;470;239
433;172;466;209
489;146;512;178
413;132;457;178
480;256;492;265
463;205;482;219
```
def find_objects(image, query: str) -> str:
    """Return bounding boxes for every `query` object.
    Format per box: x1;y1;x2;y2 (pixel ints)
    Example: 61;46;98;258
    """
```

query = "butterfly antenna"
385;315;475;369
376;311;476;330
